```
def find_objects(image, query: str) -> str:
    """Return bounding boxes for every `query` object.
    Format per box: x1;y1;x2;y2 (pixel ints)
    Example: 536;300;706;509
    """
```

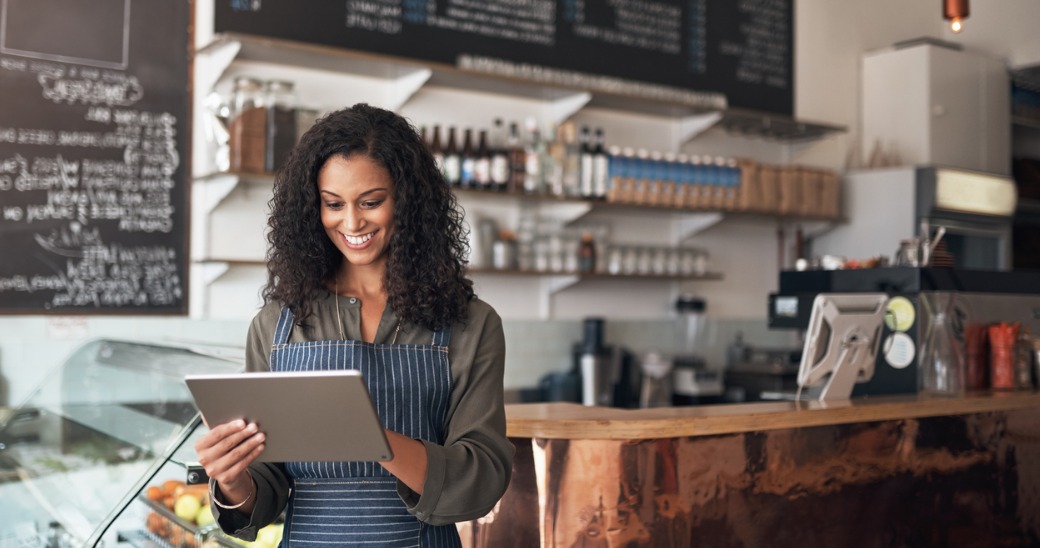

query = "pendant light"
943;0;969;33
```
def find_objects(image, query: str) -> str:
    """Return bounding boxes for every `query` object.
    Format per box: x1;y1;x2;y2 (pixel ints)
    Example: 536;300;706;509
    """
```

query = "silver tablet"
185;370;393;462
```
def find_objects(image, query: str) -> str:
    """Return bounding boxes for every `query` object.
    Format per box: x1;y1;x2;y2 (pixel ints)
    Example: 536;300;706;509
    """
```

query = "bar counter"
460;392;1040;547
505;391;1040;439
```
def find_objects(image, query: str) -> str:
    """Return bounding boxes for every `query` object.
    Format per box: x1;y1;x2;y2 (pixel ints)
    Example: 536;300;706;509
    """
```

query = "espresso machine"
769;267;1040;397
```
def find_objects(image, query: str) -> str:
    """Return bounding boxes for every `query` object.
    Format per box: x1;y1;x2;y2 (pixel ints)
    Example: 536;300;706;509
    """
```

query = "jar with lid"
228;76;267;173
265;79;297;173
578;232;596;273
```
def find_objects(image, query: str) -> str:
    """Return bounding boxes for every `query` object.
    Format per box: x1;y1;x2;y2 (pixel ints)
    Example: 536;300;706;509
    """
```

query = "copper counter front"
458;396;1040;547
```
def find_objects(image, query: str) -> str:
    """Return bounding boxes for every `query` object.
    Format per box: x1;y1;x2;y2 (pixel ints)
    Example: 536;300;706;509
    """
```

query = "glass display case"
0;339;246;547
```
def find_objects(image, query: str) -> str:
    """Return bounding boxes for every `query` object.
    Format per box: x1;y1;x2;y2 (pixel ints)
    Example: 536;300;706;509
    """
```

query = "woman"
194;104;513;547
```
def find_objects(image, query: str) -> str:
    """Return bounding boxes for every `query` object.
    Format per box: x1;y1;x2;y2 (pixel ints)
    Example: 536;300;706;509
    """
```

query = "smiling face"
318;154;395;274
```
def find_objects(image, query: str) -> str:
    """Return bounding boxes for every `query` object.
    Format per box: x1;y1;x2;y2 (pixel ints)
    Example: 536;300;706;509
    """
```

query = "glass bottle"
592;127;608;198
507;122;525;193
429;125;445;177
523;118;542;194
490;118;510;191
264;80;297;173
578;231;596;273
475;129;491;189
579;126;594;197
443;126;461;186
228;76;266;173
460;128;475;188
921;307;966;395
560;121;581;197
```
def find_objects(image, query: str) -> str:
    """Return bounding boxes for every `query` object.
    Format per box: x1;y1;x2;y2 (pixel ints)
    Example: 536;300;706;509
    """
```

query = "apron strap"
431;327;451;347
273;306;296;345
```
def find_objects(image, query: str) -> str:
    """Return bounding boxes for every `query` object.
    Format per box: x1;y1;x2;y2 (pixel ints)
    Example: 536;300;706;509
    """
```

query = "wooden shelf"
452;186;842;223
193;172;841;223
198;33;845;143
469;268;722;281
195;261;722;282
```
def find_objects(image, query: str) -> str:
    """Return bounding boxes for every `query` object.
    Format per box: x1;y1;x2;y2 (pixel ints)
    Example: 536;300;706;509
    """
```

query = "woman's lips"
342;231;375;250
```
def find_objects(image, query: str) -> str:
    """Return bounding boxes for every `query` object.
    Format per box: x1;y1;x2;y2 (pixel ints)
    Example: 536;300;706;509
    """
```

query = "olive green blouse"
213;291;513;540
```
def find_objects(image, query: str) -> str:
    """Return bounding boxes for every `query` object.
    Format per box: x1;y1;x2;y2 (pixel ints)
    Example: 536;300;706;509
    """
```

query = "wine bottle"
460;128;475;188
429;125;445;178
592;127;608;199
443;126;461;186
475;129;491;189
507;122;525;193
490;118;510;191
579;126;594;197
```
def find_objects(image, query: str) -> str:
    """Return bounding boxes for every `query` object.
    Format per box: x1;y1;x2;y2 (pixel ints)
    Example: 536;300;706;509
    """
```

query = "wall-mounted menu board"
0;0;191;314
214;0;793;115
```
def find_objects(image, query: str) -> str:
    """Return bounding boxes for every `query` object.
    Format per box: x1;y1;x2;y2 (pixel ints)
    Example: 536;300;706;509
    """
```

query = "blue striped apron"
269;306;462;547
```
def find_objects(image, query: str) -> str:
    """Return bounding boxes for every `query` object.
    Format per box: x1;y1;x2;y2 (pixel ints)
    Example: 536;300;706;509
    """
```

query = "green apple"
256;524;282;548
195;504;216;527
173;494;202;522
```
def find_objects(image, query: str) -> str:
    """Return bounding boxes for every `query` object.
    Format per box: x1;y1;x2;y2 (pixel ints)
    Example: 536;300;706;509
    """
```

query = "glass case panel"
0;339;243;547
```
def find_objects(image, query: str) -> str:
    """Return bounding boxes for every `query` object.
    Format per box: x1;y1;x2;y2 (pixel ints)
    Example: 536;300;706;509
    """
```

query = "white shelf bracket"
548;91;592;124
677;212;725;241
190;175;239;262
200;261;231;285
542;201;594;226
196;39;241;93
386;68;433;111
195;174;239;216
189;261;230;318
539;274;579;319
677;111;724;145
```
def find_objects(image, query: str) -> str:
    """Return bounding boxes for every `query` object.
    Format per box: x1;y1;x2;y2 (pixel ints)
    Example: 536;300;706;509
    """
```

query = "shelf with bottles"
195;33;845;144
434;117;842;226
469;268;722;282
469;206;720;287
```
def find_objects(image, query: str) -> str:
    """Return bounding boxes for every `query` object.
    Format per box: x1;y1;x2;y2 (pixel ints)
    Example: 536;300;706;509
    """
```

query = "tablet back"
185;370;392;462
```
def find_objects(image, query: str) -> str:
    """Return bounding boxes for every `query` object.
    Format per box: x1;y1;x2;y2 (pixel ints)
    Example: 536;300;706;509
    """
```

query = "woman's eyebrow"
319;187;389;198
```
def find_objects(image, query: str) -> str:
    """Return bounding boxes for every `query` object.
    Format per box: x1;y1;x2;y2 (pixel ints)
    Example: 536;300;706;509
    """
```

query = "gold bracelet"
210;474;255;510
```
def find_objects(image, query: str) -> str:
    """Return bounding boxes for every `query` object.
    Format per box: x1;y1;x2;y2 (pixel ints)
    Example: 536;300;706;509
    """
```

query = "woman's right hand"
194;419;266;513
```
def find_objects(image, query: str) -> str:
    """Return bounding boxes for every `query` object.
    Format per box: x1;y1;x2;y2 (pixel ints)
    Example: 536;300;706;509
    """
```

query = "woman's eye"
324;201;344;210
361;200;383;209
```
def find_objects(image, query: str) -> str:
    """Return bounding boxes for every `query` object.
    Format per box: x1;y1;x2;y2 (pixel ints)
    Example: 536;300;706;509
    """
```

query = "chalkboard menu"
0;0;191;314
214;0;793;115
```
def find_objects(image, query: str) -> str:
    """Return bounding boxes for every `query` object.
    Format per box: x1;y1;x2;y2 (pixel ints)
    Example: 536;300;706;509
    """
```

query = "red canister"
989;322;1020;390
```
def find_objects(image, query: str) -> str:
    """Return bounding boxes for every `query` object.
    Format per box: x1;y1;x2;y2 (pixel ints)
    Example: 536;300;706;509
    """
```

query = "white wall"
3;1;1039;405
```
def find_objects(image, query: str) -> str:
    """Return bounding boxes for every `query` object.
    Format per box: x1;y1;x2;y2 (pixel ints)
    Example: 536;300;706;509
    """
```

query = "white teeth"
344;232;373;245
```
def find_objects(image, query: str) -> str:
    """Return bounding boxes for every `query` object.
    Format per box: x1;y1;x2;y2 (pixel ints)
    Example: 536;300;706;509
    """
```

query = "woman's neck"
334;263;386;300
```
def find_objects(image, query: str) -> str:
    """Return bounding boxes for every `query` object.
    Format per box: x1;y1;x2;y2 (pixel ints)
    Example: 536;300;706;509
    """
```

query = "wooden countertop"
505;391;1040;439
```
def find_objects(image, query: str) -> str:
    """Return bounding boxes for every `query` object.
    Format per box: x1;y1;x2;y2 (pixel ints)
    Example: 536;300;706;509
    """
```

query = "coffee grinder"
568;318;638;407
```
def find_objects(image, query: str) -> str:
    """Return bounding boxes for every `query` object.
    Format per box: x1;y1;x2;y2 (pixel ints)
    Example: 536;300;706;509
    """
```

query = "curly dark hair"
263;103;473;331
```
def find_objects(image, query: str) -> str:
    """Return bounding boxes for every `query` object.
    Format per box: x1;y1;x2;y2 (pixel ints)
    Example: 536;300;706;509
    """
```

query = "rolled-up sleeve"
397;302;514;525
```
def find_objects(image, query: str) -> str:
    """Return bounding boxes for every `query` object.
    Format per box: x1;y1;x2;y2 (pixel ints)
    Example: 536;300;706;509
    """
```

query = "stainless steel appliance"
813;166;1017;270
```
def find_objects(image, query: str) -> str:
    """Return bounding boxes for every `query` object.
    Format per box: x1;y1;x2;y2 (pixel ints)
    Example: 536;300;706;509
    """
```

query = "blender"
671;295;723;405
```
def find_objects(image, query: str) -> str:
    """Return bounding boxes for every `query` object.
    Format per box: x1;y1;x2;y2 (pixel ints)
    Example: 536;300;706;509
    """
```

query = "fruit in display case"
196;505;216;527
141;478;223;546
228;523;284;548
175;493;203;522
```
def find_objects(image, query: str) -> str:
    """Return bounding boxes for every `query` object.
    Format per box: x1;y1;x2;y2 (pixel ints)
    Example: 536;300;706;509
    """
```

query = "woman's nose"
340;207;364;232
